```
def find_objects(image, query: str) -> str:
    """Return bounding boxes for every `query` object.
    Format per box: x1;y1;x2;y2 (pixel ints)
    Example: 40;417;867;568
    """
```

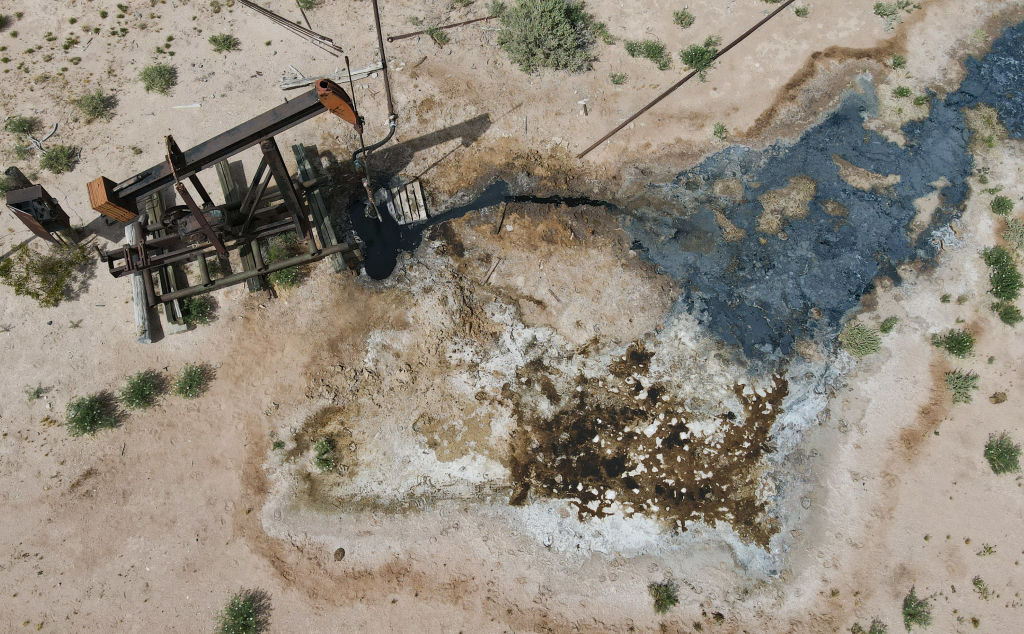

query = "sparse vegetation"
851;620;888;634
266;234;307;289
139;63;177;94
71;90;117;123
609;71;627;85
944;369;979;404
891;54;907;69
120;370;164;409
981;246;1023;301
296;0;323;9
976;543;996;556
794;6;809;17
25;384;45;401
874;1;920;29
182;295;217;326
990;194;1013;216
217;588;272;634
175;363;213;399
4;114;38;135
424;27;450;47
880;316;899;333
713;122;727;141
272;440;285;450
624;39;671;70
901;587;931;631
984;432;1021;474
673;9;695;28
679;35;720;81
209;33;241;53
40;145;80;174
647;580;679;614
66;392;119;436
313;437;337;472
1003;217;1024;251
893;86;911;98
0;243;92;307
991;301;1022;325
913;95;929;106
971;576;992;600
496;0;599;74
930;329;974;358
839;324;881;357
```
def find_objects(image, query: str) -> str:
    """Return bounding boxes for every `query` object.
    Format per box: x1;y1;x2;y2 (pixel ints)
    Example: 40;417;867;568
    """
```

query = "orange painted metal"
316;79;363;134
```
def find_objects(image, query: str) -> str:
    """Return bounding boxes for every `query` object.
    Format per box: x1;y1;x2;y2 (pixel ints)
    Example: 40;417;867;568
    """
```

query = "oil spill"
508;343;786;546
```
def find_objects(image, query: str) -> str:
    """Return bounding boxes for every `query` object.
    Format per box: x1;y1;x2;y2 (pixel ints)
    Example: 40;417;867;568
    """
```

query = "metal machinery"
3;167;73;244
87;78;367;308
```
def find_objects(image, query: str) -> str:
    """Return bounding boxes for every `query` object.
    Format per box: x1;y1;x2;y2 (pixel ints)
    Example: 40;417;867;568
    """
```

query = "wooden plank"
125;223;152;344
292;144;345;272
216;159;265;291
88;176;137;222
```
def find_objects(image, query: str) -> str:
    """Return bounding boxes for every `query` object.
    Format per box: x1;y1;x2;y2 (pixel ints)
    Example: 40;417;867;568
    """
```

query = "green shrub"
892;85;911;98
990;195;1013;216
424;27;450;46
609;71;627;85
120;370;164;409
984;432;1021;474
40;145;80;173
944;369;979;404
313;437;337;472
647;580;679;614
66;392;119;436
794;6;809;17
217;588;271;634
713;122;727;141
673;9;694;28
182;295;217;326
839;324;881;357
71;90;117;122
972;575;992;600
991;301;1022;325
272;440;285;450
139;63;177;94
930;329;974;358
981;246;1023;301
1003;217;1024;251
266;234;307;289
296;0;323;9
4;114;38;135
901;587;931;631
0;243;92;307
209;33;240;53
488;0;508;16
850;619;888;634
879;316;899;333
912;95;928;106
625;38;671;70
891;54;906;69
175;363;214;399
496;0;599;74
679;35;721;81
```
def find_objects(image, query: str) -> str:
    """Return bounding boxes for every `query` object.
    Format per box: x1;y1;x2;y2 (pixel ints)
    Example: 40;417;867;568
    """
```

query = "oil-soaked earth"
623;20;1024;359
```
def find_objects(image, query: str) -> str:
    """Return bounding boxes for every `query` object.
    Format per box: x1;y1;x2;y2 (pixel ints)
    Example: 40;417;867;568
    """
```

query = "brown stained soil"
757;175;818;235
832;155;901;194
508;342;786;547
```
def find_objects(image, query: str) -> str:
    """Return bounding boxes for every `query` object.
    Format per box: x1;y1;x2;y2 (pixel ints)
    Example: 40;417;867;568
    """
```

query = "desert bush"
991;301;1022;325
71;90;117;123
120;370;164;409
944;369;979;404
713;122;727;141
182;295;217;326
66;392;119;436
891;54;906;69
4;114;38;135
209;33;240;52
139;63;177;94
930;329;974;358
40;145;80;173
839;323;881;357
625;38;671;70
972;576;993;600
879;316;899;333
984;432;1021;474
901;587;931;631
0;243;92;307
424;27;450;46
609;71;627;85
981;246;1023;301
25;384;45;401
892;85;911;98
496;0;599;74
313;437;337;472
850;619;888;634
679;35;720;80
648;580;678;614
296;0;322;9
175;363;214;399
990;194;1013;216
1003;218;1024;251
673;9;694;28
794;6;809;17
218;588;271;634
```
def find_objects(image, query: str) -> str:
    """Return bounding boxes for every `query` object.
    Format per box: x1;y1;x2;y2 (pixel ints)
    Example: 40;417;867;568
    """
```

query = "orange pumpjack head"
316;79;363;135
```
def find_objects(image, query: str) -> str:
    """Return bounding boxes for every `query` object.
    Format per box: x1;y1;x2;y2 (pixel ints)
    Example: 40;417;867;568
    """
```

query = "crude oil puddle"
508;343;786;547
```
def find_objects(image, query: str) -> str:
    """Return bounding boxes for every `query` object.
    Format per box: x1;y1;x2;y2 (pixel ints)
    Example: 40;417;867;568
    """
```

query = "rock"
333;547;346;561
989;392;1007;404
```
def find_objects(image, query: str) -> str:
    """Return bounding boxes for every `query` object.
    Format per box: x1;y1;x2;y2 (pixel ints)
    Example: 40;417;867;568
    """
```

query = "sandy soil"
1;0;1023;632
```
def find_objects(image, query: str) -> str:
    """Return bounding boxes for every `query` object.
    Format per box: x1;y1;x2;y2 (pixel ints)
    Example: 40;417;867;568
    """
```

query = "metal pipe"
386;15;496;42
577;0;799;158
370;0;396;118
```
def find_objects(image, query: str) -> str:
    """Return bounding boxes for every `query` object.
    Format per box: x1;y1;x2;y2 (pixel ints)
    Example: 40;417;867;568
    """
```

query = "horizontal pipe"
387;15;496;42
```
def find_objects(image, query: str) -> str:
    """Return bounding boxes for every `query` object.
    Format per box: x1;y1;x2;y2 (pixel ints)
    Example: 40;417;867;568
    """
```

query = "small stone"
989;392;1007;404
334;547;346;561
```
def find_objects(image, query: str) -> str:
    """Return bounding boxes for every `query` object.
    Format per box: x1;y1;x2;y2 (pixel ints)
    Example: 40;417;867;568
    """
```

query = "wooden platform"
375;180;429;226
